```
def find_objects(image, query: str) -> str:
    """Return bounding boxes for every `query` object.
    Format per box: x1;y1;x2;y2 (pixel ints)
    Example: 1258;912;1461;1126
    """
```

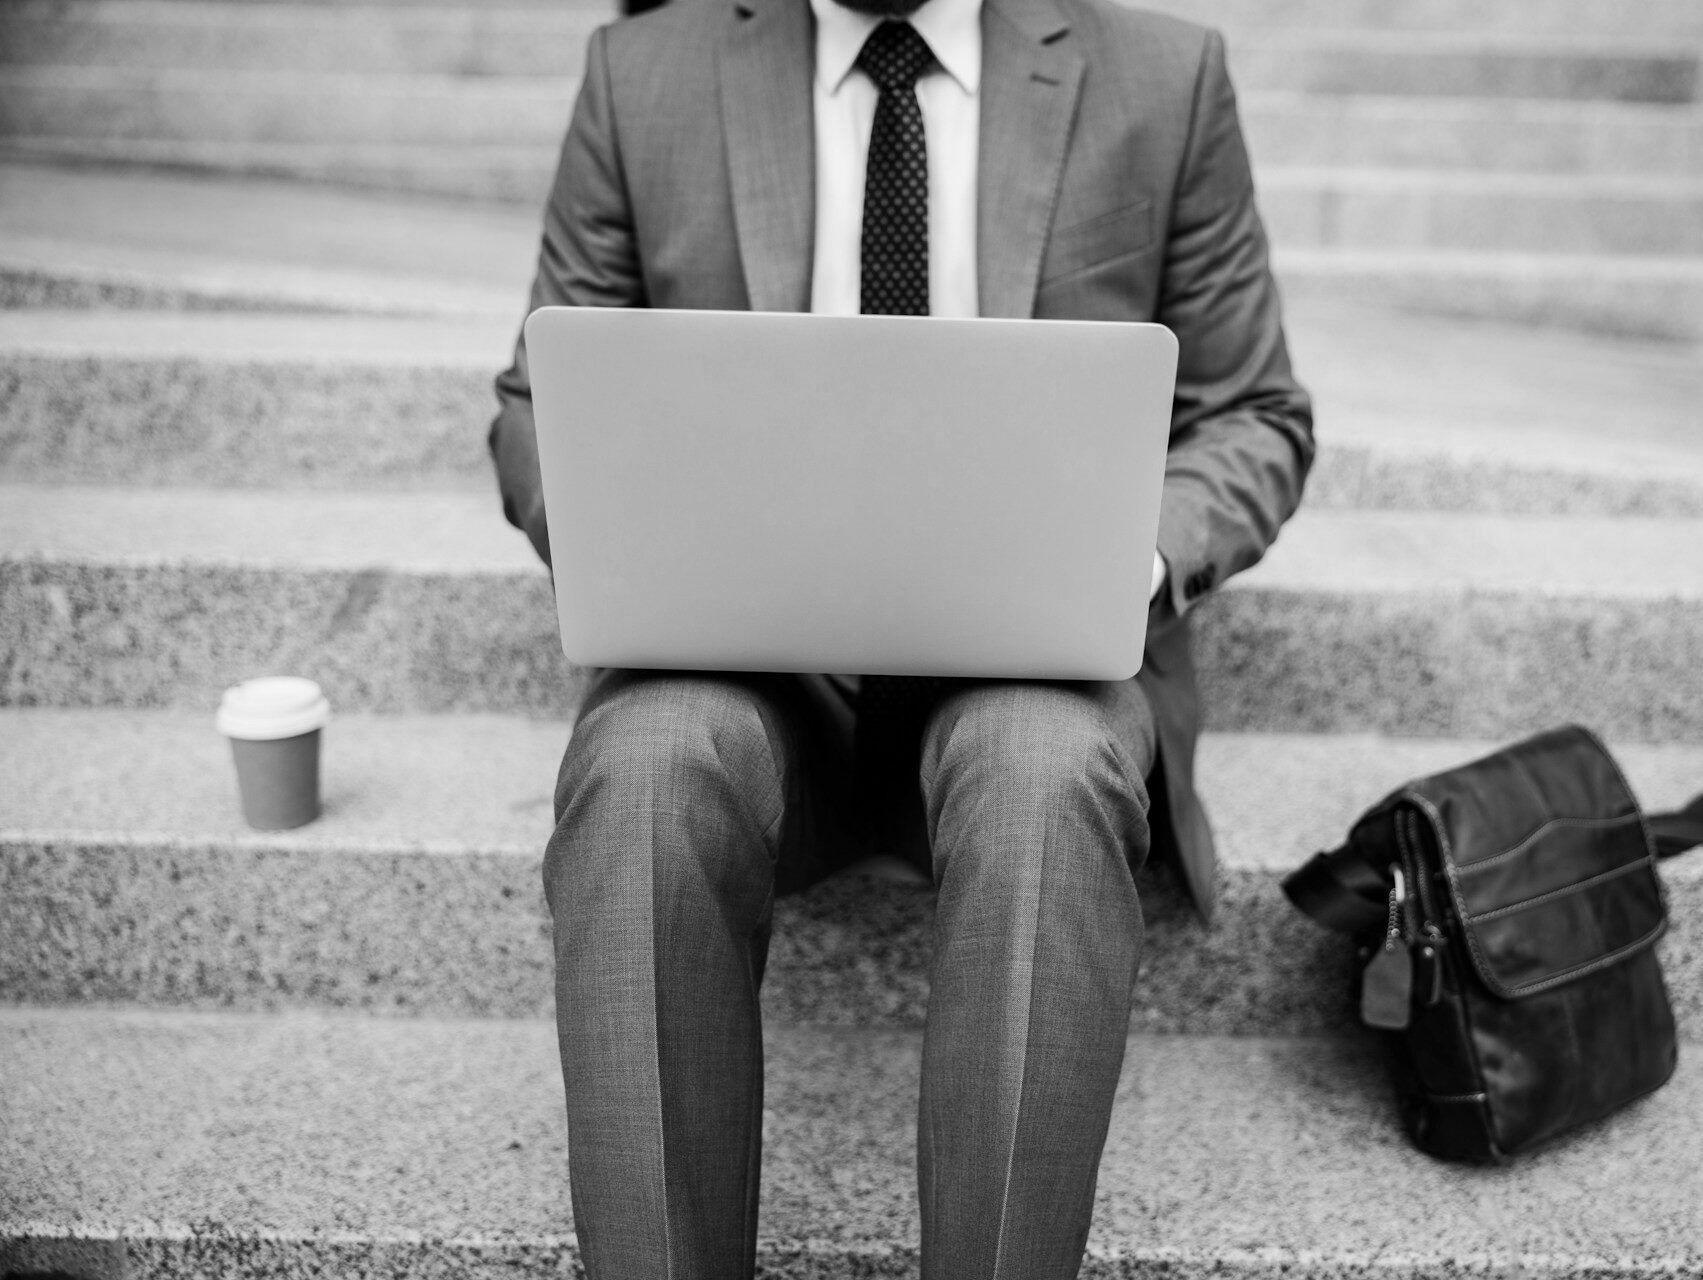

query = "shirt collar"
809;0;983;97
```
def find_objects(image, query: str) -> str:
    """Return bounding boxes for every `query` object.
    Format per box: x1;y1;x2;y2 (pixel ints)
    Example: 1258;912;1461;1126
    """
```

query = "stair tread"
5;485;1702;600
5;161;1702;299
4;712;1698;1034
0;230;520;317
1280;301;1703;478
5;303;1700;487
4;160;1701;336
6;0;1697;36
4;0;1696;44
4;25;1696;57
0;307;512;365
1136;0;1703;37
3;707;1701;871
5;489;1700;739
3;1007;1700;1272
0;161;535;314
12;90;1703;181
0;485;539;571
1260;166;1703;193
9;89;1700;121
1275;245;1703;271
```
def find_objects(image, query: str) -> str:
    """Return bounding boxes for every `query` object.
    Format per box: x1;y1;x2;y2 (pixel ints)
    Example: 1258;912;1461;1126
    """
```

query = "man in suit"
489;0;1313;1274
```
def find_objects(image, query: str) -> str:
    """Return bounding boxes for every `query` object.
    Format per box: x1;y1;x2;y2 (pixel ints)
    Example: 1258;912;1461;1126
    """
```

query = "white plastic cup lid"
216;677;332;741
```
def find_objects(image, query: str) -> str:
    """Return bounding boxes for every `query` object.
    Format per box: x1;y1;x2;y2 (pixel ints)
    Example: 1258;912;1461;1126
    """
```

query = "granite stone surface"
6;297;1702;511
1279;247;1703;342
1282;298;1703;471
1308;446;1703;517
0;5;611;79
0;560;580;715
5;155;1701;334
7;349;1701;515
4;711;1700;1034
5;832;1696;1038
0;163;538;300
4;4;1693;81
1193;589;1703;741
4;1010;1700;1278
0;268;363;315
0;355;495;490
7;93;1703;218
3;39;1698;138
4;552;1701;739
1260;168;1703;256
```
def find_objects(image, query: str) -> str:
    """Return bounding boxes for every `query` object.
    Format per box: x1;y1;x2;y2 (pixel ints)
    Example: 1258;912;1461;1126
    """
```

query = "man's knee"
559;674;778;804
920;682;1151;877
546;674;785;899
924;683;1147;809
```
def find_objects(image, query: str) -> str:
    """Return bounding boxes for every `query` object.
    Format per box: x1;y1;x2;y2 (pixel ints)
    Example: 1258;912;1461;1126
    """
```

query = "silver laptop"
524;307;1177;680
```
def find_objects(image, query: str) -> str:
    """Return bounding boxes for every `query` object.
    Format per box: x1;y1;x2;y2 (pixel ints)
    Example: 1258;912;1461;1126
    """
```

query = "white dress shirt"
807;0;982;318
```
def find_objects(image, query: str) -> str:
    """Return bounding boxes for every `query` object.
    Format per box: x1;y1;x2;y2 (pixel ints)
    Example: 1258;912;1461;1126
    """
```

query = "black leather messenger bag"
1282;724;1703;1162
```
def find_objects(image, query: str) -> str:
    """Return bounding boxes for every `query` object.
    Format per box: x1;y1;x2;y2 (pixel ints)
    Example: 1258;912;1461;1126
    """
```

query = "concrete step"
0;164;533;283
0;4;611;78
1274;247;1703;340
1139;0;1703;37
6;304;1702;516
1246;96;1703;175
10;97;1702;197
0;162;535;317
2;708;1699;1035
7;3;1702;81
4;1007;1701;1279
0;68;588;148
4;51;1698;159
1262;169;1703;256
1235;35;1700;104
1281;301;1703;515
5;161;1700;337
8;144;1699;256
0;135;567;205
5;0;1691;38
1;9;1695;101
3;487;1702;738
0;165;526;312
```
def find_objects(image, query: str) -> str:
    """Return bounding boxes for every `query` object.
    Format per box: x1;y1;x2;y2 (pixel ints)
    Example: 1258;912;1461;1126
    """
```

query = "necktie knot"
856;21;936;94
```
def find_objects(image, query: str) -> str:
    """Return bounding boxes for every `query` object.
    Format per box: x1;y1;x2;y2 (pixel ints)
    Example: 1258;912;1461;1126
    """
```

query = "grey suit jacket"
490;0;1315;920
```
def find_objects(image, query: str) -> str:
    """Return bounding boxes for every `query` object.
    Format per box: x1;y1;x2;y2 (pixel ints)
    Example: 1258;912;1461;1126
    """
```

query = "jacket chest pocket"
1039;200;1155;286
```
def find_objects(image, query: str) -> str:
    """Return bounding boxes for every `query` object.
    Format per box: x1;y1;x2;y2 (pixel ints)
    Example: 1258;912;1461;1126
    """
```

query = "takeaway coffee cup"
216;677;331;830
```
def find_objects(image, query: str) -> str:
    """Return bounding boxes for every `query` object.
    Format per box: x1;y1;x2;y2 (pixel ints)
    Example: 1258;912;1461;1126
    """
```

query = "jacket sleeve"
1152;28;1314;615
488;25;647;568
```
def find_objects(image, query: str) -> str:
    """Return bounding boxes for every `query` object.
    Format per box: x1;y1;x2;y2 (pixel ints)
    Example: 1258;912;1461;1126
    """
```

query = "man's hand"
1150;551;1167;604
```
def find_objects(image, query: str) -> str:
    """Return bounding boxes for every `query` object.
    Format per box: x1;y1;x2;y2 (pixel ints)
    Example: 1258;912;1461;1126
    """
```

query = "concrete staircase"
2;0;1702;336
4;0;1703;1276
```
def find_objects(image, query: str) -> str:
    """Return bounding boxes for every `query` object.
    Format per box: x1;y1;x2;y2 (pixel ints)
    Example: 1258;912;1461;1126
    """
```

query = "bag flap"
1403;725;1667;999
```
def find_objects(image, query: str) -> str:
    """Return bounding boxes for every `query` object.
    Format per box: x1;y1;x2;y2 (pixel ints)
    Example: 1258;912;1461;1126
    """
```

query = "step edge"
1;1215;1701;1275
6;824;1700;880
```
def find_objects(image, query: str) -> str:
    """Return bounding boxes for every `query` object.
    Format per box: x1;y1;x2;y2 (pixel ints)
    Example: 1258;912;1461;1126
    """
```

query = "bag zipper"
1396;806;1447;1006
1397;806;1446;936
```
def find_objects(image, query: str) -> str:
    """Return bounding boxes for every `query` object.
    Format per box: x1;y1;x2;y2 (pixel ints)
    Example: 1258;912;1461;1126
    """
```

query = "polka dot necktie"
854;21;953;841
857;20;936;318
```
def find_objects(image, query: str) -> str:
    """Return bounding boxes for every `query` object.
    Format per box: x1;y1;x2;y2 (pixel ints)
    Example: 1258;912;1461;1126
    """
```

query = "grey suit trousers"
543;667;1155;1279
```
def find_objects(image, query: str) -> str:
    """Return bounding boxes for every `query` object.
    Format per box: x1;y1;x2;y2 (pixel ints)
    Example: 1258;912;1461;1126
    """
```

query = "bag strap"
1284;791;1703;935
1652;793;1703;859
1282;841;1391;935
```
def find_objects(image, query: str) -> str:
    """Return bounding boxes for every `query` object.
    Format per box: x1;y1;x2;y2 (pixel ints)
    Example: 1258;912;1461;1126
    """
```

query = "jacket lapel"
719;0;816;312
976;0;1084;318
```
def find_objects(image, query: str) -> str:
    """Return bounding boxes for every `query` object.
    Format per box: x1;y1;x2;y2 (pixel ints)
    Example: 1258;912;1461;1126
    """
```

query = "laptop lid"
524;307;1177;680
